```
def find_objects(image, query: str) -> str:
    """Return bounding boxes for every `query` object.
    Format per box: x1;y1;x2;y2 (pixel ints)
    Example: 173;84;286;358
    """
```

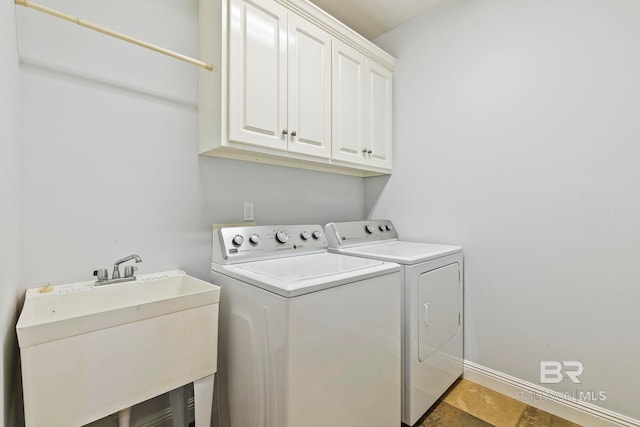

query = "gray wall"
368;0;640;419
19;66;364;286
0;0;23;425
17;0;365;288
6;0;364;424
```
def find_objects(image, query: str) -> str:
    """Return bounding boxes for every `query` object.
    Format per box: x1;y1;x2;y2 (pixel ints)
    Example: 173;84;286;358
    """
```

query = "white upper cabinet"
199;0;396;176
365;60;393;170
287;14;332;158
332;40;393;170
228;0;331;158
228;0;288;150
331;39;366;165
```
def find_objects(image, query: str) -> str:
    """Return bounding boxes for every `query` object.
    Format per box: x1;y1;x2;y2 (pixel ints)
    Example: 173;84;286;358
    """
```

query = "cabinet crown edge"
279;0;397;70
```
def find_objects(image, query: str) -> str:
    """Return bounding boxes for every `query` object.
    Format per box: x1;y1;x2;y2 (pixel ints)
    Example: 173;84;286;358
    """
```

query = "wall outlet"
244;202;254;221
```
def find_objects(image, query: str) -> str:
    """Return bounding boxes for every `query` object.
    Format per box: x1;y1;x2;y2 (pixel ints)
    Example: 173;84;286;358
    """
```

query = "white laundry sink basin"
17;270;220;427
17;270;219;347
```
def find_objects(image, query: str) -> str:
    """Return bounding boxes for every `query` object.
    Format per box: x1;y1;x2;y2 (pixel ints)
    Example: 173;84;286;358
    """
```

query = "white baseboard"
463;360;639;427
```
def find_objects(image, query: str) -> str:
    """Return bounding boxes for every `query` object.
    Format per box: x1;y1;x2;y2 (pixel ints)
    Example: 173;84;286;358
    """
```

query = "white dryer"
325;220;463;426
211;224;402;427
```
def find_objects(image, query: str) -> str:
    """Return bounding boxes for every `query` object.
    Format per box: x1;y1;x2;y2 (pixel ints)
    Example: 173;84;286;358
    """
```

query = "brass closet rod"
15;0;214;71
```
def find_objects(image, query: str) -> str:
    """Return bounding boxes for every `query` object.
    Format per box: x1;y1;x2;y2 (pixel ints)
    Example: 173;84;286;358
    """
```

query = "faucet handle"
93;268;109;282
124;265;138;278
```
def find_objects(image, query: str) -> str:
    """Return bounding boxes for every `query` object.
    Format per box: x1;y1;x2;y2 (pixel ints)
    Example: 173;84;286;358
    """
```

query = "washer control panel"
325;220;398;247
214;225;327;263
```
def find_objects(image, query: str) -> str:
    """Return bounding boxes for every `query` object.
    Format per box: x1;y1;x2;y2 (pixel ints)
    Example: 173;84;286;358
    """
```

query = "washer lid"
331;241;462;265
212;252;400;297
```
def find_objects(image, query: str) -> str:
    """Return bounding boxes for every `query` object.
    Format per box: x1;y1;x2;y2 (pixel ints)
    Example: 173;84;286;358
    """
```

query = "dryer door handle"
424;303;431;329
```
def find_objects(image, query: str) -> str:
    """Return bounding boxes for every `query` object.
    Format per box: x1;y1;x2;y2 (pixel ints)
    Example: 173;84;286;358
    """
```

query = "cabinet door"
228;0;288;150
366;60;393;170
331;39;366;165
287;14;331;158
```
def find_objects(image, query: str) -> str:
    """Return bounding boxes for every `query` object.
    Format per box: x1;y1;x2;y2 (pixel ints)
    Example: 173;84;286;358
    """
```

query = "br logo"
539;361;584;384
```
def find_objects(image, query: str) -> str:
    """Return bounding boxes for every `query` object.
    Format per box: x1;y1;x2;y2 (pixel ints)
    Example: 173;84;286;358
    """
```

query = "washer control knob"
379;225;386;231
365;225;375;234
385;225;392;231
312;231;322;240
275;230;289;243
232;235;244;246
300;231;311;241
249;234;260;244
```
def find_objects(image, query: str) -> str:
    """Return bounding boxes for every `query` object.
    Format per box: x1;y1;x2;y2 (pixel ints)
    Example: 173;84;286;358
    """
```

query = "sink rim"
17;270;220;348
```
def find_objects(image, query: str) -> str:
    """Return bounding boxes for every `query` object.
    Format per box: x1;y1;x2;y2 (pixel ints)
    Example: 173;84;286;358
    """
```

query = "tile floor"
189;379;581;427
415;379;581;427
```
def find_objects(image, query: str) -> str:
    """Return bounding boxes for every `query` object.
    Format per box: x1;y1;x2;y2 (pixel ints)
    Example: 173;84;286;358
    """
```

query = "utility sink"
17;270;219;348
17;270;220;427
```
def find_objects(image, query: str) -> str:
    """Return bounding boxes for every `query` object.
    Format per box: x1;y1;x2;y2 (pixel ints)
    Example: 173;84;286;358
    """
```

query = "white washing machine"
211;224;402;427
325;220;463;426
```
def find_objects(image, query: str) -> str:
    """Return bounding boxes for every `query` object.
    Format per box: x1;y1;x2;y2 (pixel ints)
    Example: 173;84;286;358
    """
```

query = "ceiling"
308;0;445;40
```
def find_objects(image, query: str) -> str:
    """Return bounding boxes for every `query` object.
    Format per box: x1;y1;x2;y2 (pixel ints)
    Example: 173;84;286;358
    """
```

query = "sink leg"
170;386;188;427
117;407;131;427
194;374;215;426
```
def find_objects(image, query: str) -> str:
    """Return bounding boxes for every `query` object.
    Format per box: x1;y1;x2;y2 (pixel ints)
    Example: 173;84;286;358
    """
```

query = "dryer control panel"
213;224;327;264
326;220;398;248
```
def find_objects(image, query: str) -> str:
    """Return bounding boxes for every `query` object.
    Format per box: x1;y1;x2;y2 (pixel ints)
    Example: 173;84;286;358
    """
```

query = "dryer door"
417;263;461;362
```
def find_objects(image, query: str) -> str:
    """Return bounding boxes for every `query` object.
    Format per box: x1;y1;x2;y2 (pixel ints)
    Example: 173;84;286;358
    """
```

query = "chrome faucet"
112;254;143;280
93;254;143;285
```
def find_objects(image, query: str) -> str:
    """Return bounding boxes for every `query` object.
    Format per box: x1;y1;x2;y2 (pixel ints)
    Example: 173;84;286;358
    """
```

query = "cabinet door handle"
367;149;373;155
362;148;367;154
291;131;297;137
282;129;288;135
